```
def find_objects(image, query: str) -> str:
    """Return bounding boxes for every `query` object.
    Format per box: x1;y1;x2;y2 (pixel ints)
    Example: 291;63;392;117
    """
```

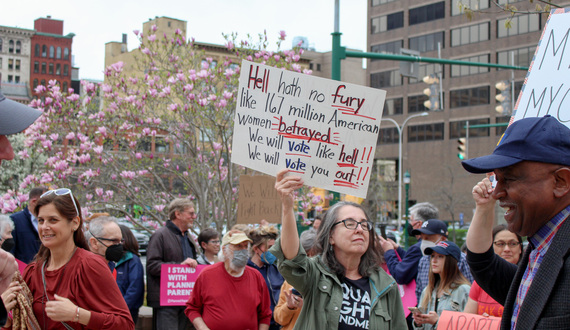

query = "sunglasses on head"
40;188;80;217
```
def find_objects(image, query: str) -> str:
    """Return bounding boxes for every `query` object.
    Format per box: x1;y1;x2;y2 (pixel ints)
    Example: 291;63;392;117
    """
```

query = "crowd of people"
1;95;570;329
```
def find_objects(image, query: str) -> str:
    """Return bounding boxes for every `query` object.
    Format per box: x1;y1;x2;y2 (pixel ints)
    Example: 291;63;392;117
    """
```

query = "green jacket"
270;239;407;330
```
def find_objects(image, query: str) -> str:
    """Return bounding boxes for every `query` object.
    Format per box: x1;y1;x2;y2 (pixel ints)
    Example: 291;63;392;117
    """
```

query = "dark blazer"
10;207;40;263
467;214;570;329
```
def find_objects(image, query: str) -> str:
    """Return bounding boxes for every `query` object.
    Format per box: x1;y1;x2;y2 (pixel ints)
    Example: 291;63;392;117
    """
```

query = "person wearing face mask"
185;230;272;330
247;225;283;330
414;219;473;304
0;215;15;253
85;216;125;273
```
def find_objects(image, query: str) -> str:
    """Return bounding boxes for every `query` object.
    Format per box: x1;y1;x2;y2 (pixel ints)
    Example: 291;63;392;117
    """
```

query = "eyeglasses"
493;241;521;248
40;188;79;218
208;240;220;244
332;219;373;231
95;237;125;246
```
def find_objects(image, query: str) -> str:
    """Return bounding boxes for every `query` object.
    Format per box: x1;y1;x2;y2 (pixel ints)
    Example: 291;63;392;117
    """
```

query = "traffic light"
457;138;466;160
495;80;511;115
422;74;440;110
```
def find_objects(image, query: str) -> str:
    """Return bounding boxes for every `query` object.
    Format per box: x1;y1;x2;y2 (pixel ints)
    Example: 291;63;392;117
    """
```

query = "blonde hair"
247;225;279;248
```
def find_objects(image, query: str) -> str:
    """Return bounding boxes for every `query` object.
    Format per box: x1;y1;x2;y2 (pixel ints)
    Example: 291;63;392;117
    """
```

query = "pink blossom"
95;188;104;197
222;91;232;99
97;126;107;136
35;85;47;94
102;84;113;93
17;149;29;159
120;171;136;180
83;169;97;179
226;41;234;50
65;132;75;140
66;94;80;102
135;152;142;159
303;69;313;75
154;204;166;212
213;142;222;151
142;128;151;135
148;34;156;42
197;70;208;79
78;154;91;164
41;140;52;150
93;146;103;154
175;28;182;35
111;61;124;72
54;160;68;171
279;30;287;40
142;48;151;55
168;103;178;111
208;172;214;179
151;25;158;32
85;193;93;201
111;174;117;180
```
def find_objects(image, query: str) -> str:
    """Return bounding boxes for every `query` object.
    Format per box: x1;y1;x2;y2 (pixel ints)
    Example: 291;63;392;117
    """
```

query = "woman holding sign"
271;169;406;329
412;241;470;329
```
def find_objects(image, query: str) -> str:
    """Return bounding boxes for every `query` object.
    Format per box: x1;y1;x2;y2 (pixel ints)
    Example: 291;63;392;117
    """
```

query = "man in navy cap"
413;219;473;303
464;115;570;329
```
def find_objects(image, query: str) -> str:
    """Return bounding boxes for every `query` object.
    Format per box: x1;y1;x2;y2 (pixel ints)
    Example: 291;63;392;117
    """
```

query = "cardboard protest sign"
512;8;570;127
438;310;501;330
231;60;386;198
237;174;282;224
160;264;208;306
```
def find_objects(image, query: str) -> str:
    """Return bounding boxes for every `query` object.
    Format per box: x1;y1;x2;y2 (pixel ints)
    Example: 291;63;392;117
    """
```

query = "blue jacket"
10;207;40;263
116;251;144;320
383;240;423;285
247;259;284;328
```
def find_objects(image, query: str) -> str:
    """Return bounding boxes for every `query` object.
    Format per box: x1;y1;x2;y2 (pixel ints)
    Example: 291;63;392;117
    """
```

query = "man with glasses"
196;228;220;265
10;186;47;263
86;216;124;268
147;198;200;330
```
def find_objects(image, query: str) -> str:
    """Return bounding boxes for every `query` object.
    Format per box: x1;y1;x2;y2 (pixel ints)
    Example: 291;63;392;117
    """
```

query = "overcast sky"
2;0;367;80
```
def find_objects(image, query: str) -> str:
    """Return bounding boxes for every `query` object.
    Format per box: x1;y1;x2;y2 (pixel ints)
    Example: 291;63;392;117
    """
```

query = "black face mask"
1;238;14;252
406;223;415;236
105;244;124;262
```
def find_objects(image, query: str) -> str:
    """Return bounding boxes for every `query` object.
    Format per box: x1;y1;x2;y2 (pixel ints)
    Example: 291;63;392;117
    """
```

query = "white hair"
0;215;13;236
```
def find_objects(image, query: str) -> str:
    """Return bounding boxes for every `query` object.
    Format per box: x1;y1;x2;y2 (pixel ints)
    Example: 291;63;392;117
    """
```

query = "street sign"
399;48;420;79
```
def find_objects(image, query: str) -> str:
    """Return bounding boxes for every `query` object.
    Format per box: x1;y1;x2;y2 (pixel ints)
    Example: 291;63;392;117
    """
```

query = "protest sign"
438;310;501;330
231;60;386;198
160;264;208;306
237;174;282;224
512;8;570;127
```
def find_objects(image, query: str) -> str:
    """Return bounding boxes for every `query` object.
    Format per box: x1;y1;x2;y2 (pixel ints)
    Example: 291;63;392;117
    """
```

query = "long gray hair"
317;201;381;278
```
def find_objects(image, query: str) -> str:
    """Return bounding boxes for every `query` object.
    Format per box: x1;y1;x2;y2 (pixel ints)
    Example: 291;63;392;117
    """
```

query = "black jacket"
10;207;40;263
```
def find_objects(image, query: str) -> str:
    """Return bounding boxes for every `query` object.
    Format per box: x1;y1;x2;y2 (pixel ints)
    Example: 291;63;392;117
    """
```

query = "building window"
450;118;490;139
64;48;69;60
378;127;399;144
63;64;69;76
372;0;397;6
496;116;510;135
49;46;55;58
33;79;38;89
63;82;68;91
7;75;13;83
409;31;444;53
409;2;445;26
56;63;61;75
56;47;62;59
42;45;47;57
35;44;40;57
384;98;404;116
15;59;20;71
41;62;46;74
15;41;21;54
371;40;403;60
408;95;429;113
370;70;403;88
317;63;321;71
451;22;490;47
408;122;445;142
451;54;490;77
408;63;442;84
371;11;404;34
451;0;490;16
0;38;2;52
450;86;490;108
34;61;39;73
497;46;536;68
41;79;46;86
8;59;13;70
498;15;540;38
14;76;19;83
49;63;54;75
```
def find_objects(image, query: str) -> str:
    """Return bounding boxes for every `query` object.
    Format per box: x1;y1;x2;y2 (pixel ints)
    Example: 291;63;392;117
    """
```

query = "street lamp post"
404;170;411;249
380;112;429;233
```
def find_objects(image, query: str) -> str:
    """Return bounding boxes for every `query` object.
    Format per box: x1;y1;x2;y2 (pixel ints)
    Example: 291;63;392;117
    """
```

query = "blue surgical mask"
260;251;277;265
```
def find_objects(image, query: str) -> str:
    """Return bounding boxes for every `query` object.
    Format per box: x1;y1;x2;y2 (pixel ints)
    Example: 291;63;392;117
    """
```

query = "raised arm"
466;174;496;253
274;169;304;260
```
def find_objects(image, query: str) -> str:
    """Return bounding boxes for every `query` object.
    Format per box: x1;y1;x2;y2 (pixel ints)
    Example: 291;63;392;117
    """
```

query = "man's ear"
553;167;570;198
88;237;98;249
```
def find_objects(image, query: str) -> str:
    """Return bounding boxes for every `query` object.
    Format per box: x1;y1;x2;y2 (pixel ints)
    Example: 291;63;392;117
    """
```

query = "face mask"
406;223;415;236
105;244;124;262
260;251;277;265
231;249;249;268
1;238;14;252
420;240;437;256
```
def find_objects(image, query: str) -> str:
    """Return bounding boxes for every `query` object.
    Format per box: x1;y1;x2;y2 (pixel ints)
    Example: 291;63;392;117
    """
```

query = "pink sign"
382;263;417;317
160;264;208;306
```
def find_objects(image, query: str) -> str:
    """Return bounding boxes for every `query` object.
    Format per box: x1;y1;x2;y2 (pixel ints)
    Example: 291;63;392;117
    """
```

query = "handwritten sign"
438;311;501;330
231;60;386;198
513;8;570;126
160;264;208;306
237;175;282;224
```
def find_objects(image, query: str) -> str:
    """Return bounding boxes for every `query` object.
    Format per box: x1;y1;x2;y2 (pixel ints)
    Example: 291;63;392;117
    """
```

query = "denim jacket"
270;239;407;330
413;283;470;330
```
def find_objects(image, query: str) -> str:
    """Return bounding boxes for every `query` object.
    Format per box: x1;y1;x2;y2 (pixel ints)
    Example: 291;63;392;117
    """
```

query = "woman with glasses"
271;169;406;329
3;188;134;329
463;224;523;317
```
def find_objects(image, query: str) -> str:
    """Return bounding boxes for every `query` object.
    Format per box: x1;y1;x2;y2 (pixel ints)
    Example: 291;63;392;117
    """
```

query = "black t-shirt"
338;277;371;330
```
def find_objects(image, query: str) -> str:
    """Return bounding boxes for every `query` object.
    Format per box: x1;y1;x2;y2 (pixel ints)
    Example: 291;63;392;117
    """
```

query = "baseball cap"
411;219;448;237
425;241;461;262
462;115;570;173
221;230;252;247
0;92;42;135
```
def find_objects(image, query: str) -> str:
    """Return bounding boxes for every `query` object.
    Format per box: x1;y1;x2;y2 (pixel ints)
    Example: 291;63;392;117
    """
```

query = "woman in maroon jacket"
3;188;134;329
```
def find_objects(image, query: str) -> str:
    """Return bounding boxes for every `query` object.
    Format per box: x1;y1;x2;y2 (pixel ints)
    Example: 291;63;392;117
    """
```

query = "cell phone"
408;307;424;314
489;174;497;188
291;288;302;297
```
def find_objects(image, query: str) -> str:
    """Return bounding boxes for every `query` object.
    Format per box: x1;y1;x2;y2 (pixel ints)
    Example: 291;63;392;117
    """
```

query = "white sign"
231;60;386;198
513;8;570;126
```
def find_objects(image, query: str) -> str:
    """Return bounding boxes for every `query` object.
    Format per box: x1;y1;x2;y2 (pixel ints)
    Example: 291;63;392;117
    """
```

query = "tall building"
30;16;74;95
367;1;568;223
0;25;35;103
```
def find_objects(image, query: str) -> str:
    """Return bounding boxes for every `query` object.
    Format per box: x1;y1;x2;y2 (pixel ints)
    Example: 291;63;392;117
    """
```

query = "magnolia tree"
1;27;312;234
